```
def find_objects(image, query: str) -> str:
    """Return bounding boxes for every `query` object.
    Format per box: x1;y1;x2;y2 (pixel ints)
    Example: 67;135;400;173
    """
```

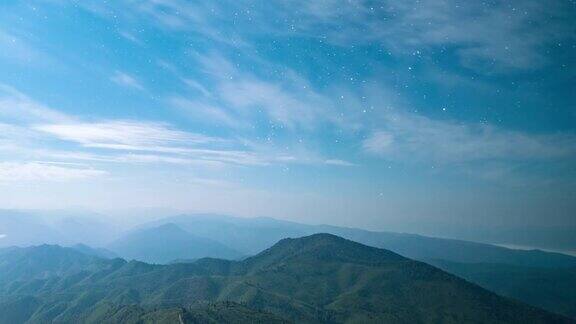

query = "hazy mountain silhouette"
70;243;118;259
0;209;120;248
145;214;576;268
107;223;243;264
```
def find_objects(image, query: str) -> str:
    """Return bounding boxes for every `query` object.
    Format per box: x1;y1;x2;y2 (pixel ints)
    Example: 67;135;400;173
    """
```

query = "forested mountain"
0;234;571;323
3;213;576;319
99;215;576;319
428;259;576;319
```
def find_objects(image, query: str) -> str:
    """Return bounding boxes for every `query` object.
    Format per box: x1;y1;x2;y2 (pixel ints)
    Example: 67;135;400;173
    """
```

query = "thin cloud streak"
363;111;576;164
0;85;73;123
35;121;218;147
110;71;144;90
0;162;107;182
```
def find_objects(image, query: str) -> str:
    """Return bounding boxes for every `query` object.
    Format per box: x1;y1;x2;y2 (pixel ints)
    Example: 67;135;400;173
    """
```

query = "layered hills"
0;234;571;323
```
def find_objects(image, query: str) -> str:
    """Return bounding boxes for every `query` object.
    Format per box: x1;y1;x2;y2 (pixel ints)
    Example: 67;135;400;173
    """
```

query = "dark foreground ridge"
0;233;572;323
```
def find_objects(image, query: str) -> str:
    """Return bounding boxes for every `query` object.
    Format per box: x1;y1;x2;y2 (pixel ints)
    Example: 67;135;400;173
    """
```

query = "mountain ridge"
107;223;243;264
0;234;571;323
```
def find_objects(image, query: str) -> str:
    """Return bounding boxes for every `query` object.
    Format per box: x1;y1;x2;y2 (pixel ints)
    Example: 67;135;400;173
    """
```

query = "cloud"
134;1;247;46
181;79;212;97
110;71;144;90
324;159;355;167
0;84;72;123
0;162;106;182
362;132;394;155
0;29;47;65
169;97;244;128
282;0;575;72
35;121;216;147
32;121;344;167
189;53;336;129
68;0;574;73
0;82;346;170
362;111;576;164
118;31;142;44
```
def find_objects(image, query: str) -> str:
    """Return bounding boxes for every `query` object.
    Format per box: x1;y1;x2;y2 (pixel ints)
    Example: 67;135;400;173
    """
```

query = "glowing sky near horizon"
0;0;575;231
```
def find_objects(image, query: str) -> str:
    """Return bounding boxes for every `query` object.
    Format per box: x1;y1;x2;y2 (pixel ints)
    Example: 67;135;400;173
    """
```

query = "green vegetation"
429;259;576;319
0;234;571;323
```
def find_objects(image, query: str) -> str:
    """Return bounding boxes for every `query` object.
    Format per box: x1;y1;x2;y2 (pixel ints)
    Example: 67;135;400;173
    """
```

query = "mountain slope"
70;243;118;259
0;234;571;323
108;223;243;264
147;214;576;268
0;209;121;248
428;259;576;319
0;300;288;324
121;215;576;318
0;244;109;284
221;234;570;323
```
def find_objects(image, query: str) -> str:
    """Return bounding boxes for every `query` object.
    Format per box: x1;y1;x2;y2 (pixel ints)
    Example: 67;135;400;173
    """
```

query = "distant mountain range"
0;234;571;323
140;214;576;268
0;210;121;248
107;223;243;264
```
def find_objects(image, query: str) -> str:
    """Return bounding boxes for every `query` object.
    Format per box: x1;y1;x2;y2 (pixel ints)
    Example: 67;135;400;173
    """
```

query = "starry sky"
0;0;575;234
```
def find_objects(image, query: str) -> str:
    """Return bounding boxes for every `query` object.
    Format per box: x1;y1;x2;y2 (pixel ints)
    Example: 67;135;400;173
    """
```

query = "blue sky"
0;0;575;232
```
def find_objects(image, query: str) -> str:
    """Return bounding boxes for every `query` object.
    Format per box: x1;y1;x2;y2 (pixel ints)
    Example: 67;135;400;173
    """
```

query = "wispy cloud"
110;71;144;90
188;53;337;129
0;162;106;182
363;110;576;164
66;0;574;74
0;29;48;66
0;84;72;123
0;83;349;169
281;0;575;72
324;159;356;167
35;121;216;148
99;0;576;73
169;97;244;128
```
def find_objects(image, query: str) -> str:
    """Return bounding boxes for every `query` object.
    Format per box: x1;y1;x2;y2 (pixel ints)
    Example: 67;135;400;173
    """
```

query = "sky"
0;0;575;234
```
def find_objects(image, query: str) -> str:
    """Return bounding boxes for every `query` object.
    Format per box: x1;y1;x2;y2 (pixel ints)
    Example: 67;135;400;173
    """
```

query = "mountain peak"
108;222;242;264
242;233;406;272
149;222;188;234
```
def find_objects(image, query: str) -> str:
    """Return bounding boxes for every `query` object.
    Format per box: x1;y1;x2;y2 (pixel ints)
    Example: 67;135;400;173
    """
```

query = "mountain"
0;210;62;247
0;299;288;324
144;214;576;268
49;215;121;247
111;215;576;318
70;243;118;259
0;209;122;248
319;225;576;268
428;259;576;319
0;244;110;284
137;214;307;255
0;234;571;323
107;223;243;264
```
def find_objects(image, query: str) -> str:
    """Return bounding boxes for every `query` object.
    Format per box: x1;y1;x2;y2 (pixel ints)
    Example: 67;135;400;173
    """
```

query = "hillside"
147;215;576;268
428;259;576;319
134;215;576;318
0;234;571;323
0;244;110;284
